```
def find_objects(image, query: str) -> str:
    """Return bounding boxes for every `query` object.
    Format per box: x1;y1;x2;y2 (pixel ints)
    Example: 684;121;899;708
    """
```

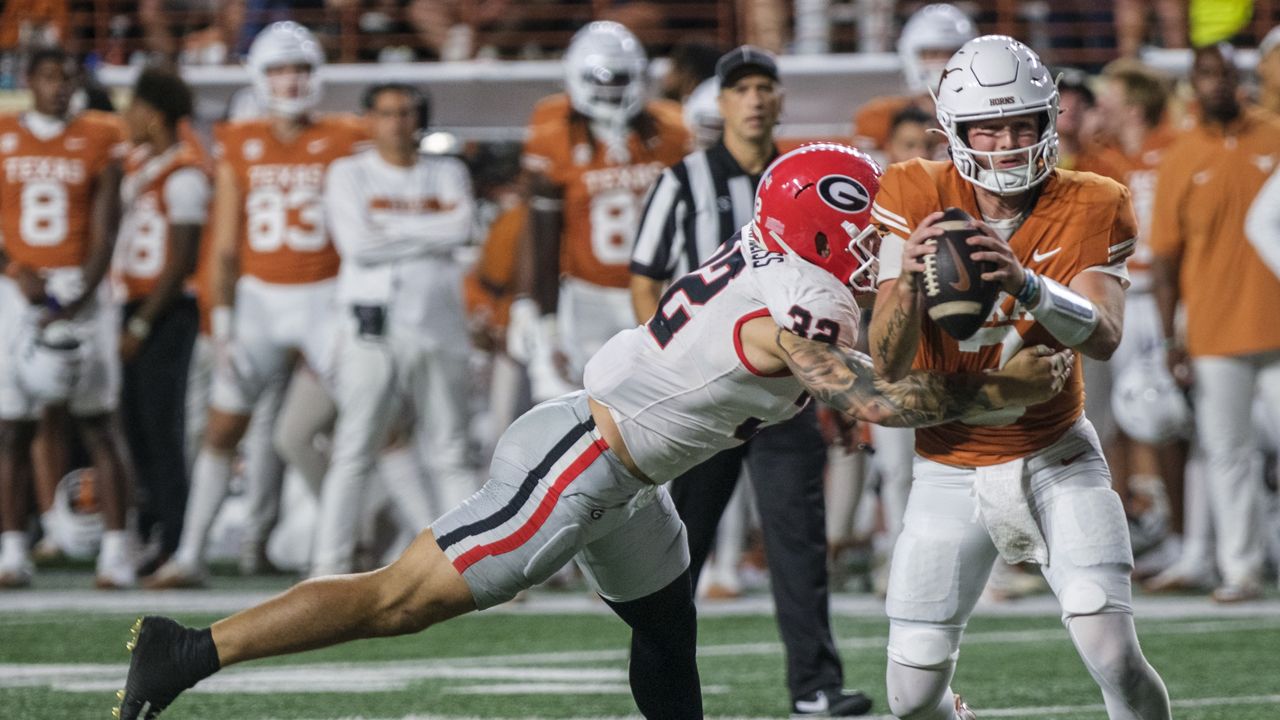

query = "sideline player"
867;36;1171;718
314;82;476;576
851;3;976;162
510;21;690;401
0;48;132;589
114;67;209;569
145;21;367;587
117;143;1072;720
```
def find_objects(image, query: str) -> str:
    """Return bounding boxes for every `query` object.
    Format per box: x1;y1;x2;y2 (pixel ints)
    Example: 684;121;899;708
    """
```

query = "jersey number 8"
20;180;69;246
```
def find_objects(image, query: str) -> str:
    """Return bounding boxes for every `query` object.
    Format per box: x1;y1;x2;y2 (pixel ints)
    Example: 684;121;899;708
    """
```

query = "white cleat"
0;558;34;589
954;693;977;719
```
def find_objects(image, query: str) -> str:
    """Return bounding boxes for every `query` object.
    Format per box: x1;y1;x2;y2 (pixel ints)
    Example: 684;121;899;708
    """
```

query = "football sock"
172;451;232;569
1065;613;1171;720
604;570;702;719
885;658;958;720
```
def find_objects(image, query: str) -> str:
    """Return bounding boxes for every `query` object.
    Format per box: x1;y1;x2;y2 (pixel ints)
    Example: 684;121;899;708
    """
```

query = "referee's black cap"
716;45;779;87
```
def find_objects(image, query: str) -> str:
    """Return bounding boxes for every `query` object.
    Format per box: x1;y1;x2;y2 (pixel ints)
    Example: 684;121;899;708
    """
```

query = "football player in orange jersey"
0;48;134;589
509;21;690;402
867;37;1172;718
850;4;976;164
114;67;209;576
145;21;368;588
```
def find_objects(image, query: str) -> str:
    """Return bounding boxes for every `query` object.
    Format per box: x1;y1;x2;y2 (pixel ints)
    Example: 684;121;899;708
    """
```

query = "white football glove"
505;297;541;365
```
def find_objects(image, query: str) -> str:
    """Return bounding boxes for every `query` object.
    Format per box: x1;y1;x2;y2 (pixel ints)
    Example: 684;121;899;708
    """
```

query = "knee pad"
887;621;961;670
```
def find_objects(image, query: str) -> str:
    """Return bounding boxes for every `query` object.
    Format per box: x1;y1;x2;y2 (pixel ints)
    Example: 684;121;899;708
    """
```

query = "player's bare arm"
773;327;1070;428
124;223;202;363
1151;251;1190;386
61;160;123;318
629;275;665;323
210;161;243;312
968;226;1126;360
525;172;564;315
869;210;943;380
0;247;45;303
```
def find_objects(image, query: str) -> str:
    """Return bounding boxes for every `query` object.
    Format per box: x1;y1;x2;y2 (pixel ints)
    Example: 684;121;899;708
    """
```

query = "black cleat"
114;616;220;719
791;688;874;717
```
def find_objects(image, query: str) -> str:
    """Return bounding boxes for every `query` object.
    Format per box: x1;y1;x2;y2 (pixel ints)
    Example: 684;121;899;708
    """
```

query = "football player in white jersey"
313;82;476;576
117;144;1072;720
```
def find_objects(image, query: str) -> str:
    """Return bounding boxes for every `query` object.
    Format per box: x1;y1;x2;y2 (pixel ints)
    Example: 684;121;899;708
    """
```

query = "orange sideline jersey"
851;95;918;152
1074;124;1178;286
522;96;690;289
116;141;209;302
463;201;528;330
1149;107;1280;358
214;115;367;284
872;160;1136;467
0;110;125;270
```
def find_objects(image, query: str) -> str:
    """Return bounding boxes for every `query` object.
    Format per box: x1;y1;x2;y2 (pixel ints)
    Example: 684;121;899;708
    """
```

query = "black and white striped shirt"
629;141;778;280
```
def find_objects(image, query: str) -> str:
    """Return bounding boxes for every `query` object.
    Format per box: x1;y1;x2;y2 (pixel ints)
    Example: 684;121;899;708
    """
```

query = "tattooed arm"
869;211;946;381
775;328;1072;428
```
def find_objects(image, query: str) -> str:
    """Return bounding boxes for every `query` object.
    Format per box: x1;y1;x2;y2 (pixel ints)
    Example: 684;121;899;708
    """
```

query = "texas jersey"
871;159;1136;466
851;95;920;155
0;110;125;270
522;94;690;288
584;229;858;482
214;115;367;285
1075;125;1177;293
115;141;210;302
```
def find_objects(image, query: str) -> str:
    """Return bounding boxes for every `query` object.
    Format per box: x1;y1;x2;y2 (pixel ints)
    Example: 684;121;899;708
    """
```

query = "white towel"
973;458;1049;565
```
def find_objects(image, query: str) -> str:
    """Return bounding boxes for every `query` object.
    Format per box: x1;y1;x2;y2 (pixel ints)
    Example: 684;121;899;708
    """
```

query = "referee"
629;47;873;718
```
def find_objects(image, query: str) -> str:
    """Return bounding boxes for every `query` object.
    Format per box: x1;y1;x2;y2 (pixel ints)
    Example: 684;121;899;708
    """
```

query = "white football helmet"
934;35;1059;196
1111;351;1193;444
48;468;104;560
563;21;648;125
898;3;978;94
16;319;82;404
247;21;325;118
682;77;722;150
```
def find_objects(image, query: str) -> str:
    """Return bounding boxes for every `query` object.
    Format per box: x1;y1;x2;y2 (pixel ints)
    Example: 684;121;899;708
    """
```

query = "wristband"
1015;269;1041;307
211;306;233;341
126;316;151;340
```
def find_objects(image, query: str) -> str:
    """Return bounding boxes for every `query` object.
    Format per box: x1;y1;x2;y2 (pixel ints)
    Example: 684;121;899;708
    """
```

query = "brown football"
920;207;1000;340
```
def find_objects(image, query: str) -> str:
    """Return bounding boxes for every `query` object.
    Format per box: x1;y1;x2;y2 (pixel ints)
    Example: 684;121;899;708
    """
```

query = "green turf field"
2;572;1278;719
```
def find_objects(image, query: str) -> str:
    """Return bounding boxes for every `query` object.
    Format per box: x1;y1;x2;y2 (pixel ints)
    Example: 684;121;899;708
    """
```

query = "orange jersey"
463;201;528;330
115;141;209;303
522;95;690;288
873;160;1136;467
1149;107;1280;357
214;115;368;284
1074;125;1177;282
0;111;125;270
851;95;919;152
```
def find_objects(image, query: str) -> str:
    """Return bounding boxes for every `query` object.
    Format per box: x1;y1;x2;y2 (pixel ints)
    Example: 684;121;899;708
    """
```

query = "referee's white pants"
311;326;474;575
1191;351;1280;587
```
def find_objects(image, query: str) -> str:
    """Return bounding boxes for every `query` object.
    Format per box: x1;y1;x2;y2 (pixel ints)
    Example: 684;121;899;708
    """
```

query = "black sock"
186;627;222;682
604;570;702;719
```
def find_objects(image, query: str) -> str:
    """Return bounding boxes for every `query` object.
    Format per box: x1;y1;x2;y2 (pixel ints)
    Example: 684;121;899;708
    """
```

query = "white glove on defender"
506;298;576;402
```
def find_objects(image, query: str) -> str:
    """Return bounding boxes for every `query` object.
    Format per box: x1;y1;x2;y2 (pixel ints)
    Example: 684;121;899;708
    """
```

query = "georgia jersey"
522;93;690;289
115;141;210;302
584;230;858;482
213;115;367;285
0;110;125;270
1075;125;1177;293
872;159;1136;466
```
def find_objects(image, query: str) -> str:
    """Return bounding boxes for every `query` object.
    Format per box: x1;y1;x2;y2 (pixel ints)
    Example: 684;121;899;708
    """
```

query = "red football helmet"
752;143;883;293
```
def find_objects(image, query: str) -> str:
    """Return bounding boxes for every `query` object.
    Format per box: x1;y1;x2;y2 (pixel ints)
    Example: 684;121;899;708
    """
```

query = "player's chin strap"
1019;270;1099;347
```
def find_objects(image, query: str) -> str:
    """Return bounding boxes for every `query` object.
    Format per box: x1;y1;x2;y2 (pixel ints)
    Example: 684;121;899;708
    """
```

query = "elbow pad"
1027;275;1098;347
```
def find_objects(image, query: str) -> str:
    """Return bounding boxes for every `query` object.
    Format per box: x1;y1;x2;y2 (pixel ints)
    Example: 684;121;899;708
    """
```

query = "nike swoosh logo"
946;240;971;292
1060;450;1086;466
794;697;829;713
1032;248;1062;262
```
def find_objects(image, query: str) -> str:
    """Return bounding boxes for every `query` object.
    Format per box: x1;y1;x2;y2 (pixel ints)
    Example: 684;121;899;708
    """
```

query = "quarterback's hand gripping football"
989;344;1074;407
965;223;1026;295
898;210;944;296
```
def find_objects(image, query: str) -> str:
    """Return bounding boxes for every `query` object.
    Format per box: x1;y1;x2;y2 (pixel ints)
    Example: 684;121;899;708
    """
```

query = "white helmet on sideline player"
15;319;82;404
934;35;1059;195
1111;351;1192;444
898;3;977;94
564;21;648;125
682;77;722;150
247;21;325;118
48;468;104;560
